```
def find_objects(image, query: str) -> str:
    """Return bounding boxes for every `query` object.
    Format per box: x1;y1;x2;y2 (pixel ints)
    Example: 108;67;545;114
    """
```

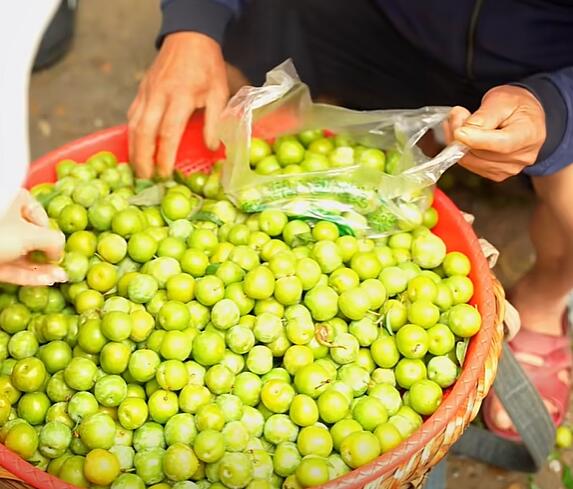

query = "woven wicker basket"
0;115;505;489
0;467;27;488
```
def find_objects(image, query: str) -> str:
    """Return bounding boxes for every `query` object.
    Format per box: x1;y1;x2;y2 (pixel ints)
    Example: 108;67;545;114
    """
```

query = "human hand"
128;32;229;179
0;190;67;286
444;85;546;181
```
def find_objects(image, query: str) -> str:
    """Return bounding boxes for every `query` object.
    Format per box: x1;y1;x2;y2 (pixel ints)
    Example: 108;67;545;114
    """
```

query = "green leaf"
103;287;118;297
337;224;356;237
290;232;315;248
190;211;223;227
134;178;155;193
563;465;573;489
384;313;394;337
35;189;61;208
205;263;221;276
456;339;470;366
129;184;166;206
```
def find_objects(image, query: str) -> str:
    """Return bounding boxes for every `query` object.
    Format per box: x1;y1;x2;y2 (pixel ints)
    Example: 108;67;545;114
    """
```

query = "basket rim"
0;121;497;489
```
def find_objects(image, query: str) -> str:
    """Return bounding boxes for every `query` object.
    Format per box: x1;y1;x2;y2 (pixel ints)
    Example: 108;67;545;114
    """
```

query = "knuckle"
153;80;176;94
136;117;160;138
487;86;510;98
159;125;179;141
159;78;196;96
134;125;152;139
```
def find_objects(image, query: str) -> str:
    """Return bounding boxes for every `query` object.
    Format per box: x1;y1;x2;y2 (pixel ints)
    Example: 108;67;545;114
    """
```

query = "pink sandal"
483;313;572;442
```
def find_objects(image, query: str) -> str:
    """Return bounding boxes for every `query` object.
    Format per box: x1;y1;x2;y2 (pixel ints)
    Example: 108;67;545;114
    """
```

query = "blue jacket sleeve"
158;0;246;46
516;67;573;177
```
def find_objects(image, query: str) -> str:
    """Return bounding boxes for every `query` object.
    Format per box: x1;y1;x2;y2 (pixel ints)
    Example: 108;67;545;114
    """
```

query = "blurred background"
29;0;158;159
27;1;567;488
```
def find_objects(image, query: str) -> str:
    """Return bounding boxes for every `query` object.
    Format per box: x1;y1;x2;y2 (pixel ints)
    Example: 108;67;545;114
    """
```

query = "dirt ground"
27;1;571;488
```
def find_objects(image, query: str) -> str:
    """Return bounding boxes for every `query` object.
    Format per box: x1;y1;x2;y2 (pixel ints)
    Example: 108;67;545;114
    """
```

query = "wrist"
511;76;565;163
163;31;222;52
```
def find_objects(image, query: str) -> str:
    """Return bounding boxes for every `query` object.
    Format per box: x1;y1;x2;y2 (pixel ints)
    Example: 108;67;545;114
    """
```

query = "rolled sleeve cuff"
513;73;572;177
158;0;234;47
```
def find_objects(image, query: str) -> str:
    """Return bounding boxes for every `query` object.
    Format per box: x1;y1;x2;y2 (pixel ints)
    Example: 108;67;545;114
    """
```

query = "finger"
127;98;144;166
203;86;229;151
22;195;49;227
458;152;525;182
1;264;67;286
444;106;470;144
455;119;534;153
132;94;166;179
461;90;516;130
449;106;471;133
0;261;67;286
128;100;148;177
23;224;66;261
5;189;27;216
156;98;195;178
128;80;148;160
127;83;144;120
465;147;528;164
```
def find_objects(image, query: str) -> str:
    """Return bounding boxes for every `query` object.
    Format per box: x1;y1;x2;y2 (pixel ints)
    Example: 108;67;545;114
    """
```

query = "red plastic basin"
0;114;494;489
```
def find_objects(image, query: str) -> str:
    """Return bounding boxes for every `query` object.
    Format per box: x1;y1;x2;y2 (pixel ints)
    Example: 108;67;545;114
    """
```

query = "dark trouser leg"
423;457;447;489
33;0;77;71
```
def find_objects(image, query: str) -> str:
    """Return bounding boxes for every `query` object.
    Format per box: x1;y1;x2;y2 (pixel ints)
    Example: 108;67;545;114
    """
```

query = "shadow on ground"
28;1;568;488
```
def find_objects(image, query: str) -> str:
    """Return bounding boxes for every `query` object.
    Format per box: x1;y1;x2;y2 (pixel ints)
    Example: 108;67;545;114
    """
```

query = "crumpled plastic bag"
219;60;466;237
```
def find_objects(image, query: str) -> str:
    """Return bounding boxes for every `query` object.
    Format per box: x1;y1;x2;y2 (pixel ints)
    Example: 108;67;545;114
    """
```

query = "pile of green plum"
231;132;432;236
0;150;481;489
249;131;396;176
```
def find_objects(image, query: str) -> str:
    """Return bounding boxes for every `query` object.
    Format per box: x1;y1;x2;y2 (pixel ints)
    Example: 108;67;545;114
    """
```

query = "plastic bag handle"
401;141;468;186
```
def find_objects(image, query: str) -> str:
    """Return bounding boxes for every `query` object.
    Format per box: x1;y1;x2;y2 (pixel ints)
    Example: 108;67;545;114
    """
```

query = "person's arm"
515;68;573;177
128;0;246;179
158;0;244;47
445;66;573;182
0;1;67;286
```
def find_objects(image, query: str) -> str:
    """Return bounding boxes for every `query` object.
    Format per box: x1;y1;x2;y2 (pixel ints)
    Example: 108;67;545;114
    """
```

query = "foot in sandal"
483;312;571;441
484;164;573;441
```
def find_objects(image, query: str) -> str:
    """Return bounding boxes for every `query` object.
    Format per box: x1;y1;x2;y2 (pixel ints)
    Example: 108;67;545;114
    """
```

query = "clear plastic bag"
219;60;466;237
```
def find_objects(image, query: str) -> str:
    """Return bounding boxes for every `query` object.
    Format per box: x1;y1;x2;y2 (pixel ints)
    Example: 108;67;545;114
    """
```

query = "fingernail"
53;268;68;283
28;203;48;226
